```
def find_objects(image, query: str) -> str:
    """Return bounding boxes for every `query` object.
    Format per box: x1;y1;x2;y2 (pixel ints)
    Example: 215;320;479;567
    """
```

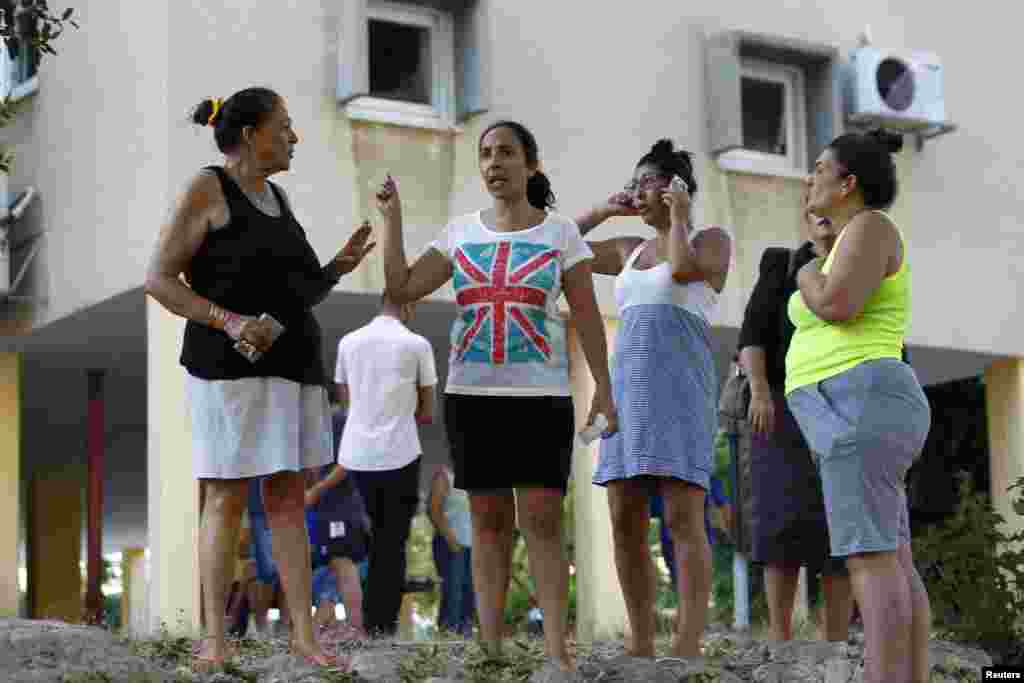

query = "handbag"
719;247;800;435
718;362;751;436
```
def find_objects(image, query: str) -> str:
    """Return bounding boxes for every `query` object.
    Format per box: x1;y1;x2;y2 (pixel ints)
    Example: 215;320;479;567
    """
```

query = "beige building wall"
568;320;629;643
146;298;200;636
4;0;172;328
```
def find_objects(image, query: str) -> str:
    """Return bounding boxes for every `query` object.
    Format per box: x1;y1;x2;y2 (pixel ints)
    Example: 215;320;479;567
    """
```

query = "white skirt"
186;374;334;480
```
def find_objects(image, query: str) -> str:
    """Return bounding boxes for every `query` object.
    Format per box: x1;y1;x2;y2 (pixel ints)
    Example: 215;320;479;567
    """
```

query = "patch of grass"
129;623;194;669
396;643;450;682
463;639;547;683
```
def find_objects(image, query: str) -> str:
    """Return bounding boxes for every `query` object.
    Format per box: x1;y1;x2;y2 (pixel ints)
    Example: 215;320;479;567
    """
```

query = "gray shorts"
786;358;930;558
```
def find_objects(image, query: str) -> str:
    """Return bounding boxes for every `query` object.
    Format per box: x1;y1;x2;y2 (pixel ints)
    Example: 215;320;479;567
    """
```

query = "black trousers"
350;457;421;636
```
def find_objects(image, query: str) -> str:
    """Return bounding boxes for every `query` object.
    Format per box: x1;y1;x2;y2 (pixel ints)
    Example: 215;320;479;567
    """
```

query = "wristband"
208;303;227;330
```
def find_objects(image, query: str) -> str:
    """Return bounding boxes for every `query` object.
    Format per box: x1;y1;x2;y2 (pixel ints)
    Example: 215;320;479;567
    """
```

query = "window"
346;2;453;129
338;0;491;131
720;59;806;176
705;31;841;178
369;18;432;105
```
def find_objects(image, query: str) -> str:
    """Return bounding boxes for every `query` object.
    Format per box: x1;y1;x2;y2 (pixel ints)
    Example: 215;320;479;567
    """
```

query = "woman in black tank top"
145;88;374;671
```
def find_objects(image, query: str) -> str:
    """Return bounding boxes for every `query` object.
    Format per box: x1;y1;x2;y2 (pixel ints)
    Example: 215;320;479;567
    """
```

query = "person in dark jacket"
735;195;854;642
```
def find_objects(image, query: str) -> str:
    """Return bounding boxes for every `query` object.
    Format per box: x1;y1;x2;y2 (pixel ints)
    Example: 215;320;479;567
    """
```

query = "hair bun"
868;128;904;154
650;138;675;157
191;98;222;127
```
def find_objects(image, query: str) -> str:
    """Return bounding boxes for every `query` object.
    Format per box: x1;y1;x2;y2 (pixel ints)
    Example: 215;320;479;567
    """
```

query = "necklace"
230;170;278;215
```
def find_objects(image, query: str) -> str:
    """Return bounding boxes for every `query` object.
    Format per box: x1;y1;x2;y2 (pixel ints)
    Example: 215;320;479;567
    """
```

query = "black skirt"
749;390;846;575
443;393;575;493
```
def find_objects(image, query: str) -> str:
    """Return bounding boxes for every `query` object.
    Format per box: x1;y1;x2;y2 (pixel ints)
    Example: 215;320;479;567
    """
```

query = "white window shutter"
338;0;369;105
806;56;842;165
454;1;491;122
705;31;743;156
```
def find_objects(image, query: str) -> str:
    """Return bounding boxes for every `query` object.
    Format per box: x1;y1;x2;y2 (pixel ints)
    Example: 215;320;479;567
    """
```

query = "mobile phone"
234;314;286;363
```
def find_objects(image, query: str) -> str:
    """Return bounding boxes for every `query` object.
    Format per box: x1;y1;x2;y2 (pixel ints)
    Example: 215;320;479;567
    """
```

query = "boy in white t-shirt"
333;292;437;638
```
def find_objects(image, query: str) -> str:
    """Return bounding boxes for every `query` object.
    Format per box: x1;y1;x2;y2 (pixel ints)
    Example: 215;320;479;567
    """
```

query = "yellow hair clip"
207;97;223;126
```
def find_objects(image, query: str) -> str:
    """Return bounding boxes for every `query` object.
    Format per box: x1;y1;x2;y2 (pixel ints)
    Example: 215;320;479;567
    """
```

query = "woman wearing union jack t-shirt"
377;120;616;677
574;139;732;659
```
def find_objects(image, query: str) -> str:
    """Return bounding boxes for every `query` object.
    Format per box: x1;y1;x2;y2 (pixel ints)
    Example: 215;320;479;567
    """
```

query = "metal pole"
728;431;750;630
84;369;105;625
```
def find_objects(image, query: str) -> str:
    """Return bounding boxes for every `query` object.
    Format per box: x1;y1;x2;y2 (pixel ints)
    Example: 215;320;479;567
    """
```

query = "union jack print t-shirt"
428;210;593;397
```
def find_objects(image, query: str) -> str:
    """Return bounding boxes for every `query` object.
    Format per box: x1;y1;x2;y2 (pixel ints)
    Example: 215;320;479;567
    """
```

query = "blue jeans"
432;534;475;635
249;513;279;587
312;565;342;608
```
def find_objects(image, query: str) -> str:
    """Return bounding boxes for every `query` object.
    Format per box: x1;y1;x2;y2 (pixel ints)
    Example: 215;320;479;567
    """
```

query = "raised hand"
604;190;641;218
333;221;376;277
661;175;692;225
376;173;401;226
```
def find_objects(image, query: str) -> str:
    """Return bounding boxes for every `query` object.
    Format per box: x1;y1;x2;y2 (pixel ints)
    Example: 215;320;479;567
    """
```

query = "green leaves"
911;474;1024;663
0;2;79;72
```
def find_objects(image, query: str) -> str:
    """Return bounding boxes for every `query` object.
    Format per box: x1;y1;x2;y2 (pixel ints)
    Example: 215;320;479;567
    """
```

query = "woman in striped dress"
575;139;732;657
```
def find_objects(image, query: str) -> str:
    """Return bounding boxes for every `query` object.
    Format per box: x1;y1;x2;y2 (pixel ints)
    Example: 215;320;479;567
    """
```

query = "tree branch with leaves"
0;1;78;173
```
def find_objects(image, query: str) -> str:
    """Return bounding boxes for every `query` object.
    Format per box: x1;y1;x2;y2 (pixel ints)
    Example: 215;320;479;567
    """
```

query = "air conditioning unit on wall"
845;46;950;132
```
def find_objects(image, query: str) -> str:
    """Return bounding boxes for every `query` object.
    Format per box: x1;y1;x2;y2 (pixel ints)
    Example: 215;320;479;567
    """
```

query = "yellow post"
0;352;21;617
985;359;1024;540
29;466;84;621
121;547;147;636
397;593;416;641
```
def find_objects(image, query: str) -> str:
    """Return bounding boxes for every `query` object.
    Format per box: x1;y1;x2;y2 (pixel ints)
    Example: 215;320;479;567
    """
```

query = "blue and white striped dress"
593;232;725;490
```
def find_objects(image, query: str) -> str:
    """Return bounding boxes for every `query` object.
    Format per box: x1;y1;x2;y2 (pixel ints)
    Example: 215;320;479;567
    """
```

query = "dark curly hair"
827;129;904;209
191;87;281;154
636;139;698;198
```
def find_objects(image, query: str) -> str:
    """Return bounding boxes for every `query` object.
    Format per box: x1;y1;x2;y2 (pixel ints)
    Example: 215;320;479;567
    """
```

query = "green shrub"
912;474;1024;664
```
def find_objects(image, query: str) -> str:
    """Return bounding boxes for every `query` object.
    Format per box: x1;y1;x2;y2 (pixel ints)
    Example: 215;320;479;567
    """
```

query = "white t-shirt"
428;210;593;396
334;315;438;471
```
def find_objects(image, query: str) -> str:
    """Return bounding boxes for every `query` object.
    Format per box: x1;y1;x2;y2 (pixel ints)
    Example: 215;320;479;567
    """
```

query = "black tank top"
179;166;332;385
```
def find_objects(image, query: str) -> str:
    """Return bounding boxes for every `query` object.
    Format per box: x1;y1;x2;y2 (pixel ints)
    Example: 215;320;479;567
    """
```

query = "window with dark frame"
368;19;432;105
741;76;788;156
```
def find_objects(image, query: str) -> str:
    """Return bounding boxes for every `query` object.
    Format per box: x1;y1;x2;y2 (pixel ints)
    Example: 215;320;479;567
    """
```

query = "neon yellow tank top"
784;212;909;396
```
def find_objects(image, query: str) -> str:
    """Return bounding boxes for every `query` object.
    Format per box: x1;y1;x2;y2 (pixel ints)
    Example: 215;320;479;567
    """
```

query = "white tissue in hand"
578;413;609;445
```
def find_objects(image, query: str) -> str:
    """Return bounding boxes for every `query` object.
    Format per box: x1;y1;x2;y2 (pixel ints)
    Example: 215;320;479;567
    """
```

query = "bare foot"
669;636;701;658
191;637;235;671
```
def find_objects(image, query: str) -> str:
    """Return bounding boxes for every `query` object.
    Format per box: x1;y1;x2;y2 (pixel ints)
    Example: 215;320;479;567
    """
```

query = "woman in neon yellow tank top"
785;129;932;683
